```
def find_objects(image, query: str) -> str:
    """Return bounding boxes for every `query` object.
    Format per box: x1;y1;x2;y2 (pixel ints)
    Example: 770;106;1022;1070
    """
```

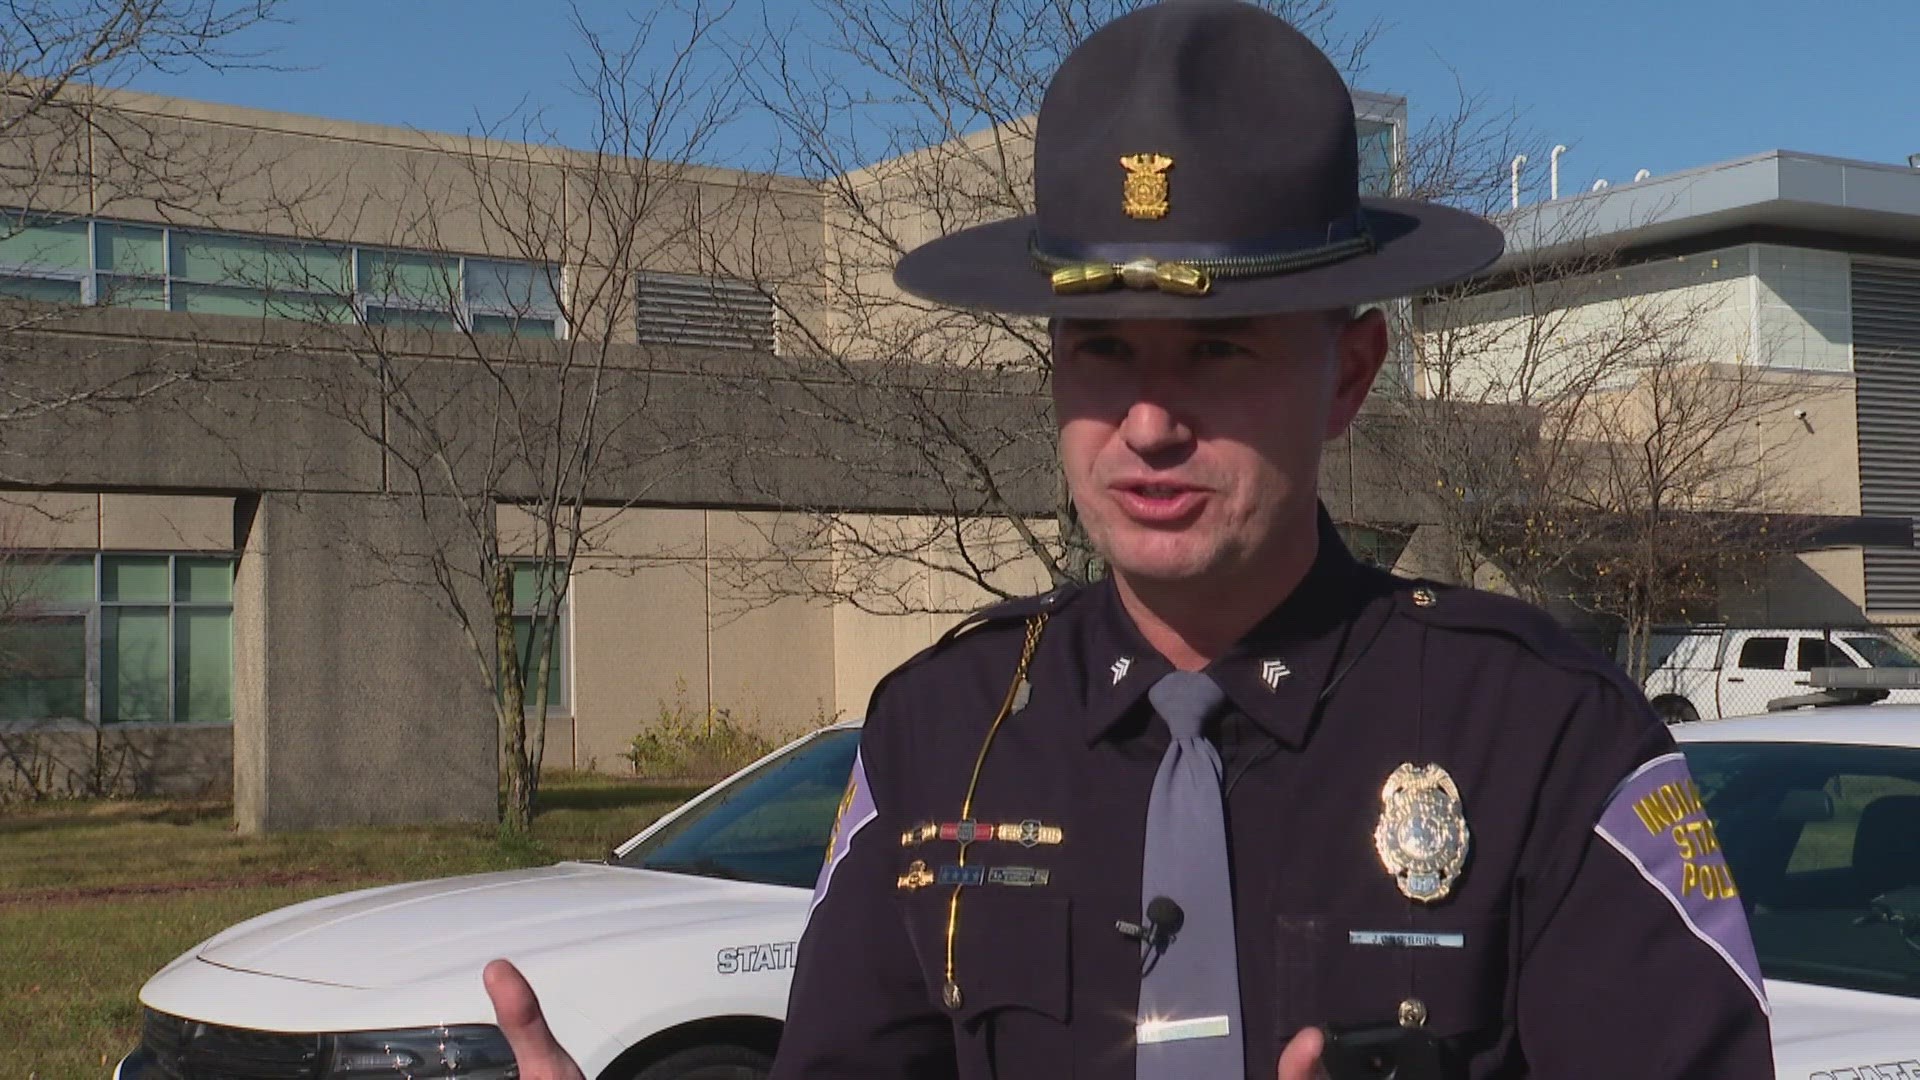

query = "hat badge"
1119;153;1174;219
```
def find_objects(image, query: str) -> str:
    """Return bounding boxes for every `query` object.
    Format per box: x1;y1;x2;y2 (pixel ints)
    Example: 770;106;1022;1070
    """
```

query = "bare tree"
692;0;1377;615
245;2;749;831
1363;203;1812;674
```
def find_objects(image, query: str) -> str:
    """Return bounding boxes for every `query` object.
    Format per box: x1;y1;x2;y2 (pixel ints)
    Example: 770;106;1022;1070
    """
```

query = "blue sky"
122;0;1919;192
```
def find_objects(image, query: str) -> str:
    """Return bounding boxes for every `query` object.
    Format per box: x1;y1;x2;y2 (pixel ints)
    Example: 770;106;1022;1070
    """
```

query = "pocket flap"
898;889;1072;1024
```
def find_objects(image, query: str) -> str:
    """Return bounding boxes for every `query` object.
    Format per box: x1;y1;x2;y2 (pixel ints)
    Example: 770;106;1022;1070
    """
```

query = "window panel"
0;217;90;273
174;608;232;724
12;556;95;607
0;275;84;303
0;615;87;721
513;614;568;714
1356;118;1396;197
368;306;460;332
95;224;165;276
103;606;169;723
472;313;556;338
358;250;460;308
96;275;166;309
467;259;559;316
102;555;170;603
173;283;354;323
175;557;233;603
170;231;350;293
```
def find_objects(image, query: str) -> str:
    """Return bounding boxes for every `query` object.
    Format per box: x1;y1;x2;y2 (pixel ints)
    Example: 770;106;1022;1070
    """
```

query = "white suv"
1639;627;1920;723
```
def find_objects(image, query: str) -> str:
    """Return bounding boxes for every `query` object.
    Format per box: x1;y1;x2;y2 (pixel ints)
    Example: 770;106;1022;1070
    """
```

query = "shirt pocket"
1275;910;1510;1043
898;889;1073;1080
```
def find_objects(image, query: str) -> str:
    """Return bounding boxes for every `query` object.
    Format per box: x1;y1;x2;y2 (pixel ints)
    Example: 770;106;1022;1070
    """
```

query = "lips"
1110;480;1208;524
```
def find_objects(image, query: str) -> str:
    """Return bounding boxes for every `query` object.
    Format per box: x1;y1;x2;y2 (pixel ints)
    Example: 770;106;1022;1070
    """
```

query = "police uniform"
775;516;1772;1078
770;1;1773;1075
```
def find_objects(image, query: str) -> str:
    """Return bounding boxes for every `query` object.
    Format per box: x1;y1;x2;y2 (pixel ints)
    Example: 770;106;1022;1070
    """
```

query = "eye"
1191;338;1250;361
1071;334;1132;360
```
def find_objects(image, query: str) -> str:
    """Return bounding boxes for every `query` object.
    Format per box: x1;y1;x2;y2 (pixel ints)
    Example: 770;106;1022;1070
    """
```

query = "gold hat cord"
942;613;1049;1008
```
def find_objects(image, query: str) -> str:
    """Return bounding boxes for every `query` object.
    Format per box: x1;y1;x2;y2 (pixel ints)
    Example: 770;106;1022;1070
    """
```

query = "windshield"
616;727;860;888
1844;636;1920;669
1682;741;1920;998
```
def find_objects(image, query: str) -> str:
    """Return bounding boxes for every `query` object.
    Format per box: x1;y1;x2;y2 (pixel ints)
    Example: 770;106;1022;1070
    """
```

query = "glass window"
95;224;165;276
1796;637;1856;671
0;615;87;721
95;276;167;309
1737;636;1789;670
618;727;860;888
511;561;569;714
1684;742;1920;998
0;217;90;273
1;553;235;725
358;250;460;308
467;259;559;317
1845;636;1920;669
1356;118;1397;198
472;313;556;338
368;306;461;332
170;230;350;294
0;275;84;303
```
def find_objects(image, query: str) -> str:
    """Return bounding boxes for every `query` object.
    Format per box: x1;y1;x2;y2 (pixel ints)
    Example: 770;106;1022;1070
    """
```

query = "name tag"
1348;930;1465;949
1136;1015;1231;1045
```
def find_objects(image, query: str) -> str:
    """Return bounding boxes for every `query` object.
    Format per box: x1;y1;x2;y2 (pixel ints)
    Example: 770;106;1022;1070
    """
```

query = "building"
0;87;1411;826
1414;150;1920;630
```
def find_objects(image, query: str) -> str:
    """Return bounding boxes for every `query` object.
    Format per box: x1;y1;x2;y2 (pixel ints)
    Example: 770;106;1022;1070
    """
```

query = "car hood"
1767;980;1920;1076
196;863;795;990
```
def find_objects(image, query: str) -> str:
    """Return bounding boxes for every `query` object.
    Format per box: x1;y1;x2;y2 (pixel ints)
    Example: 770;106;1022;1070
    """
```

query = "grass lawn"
0;773;703;1080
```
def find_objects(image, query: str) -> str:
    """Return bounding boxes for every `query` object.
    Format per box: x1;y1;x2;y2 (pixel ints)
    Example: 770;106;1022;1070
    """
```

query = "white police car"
118;723;861;1080
119;711;1920;1080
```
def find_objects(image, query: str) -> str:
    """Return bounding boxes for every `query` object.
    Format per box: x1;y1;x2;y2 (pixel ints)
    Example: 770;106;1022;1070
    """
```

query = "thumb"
1277;1025;1327;1080
483;959;584;1080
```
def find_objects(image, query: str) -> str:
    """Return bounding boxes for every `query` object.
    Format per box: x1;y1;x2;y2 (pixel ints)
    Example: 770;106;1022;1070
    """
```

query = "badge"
896;859;934;891
1373;763;1470;902
900;819;1064;848
1120;153;1174;219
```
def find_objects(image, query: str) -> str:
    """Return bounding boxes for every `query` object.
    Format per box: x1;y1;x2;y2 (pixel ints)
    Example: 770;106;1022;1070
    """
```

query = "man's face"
1051;310;1386;589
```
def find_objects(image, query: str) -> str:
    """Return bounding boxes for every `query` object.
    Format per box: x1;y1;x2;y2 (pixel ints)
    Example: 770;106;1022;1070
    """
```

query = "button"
942;980;964;1010
1411;587;1438;608
1398;997;1427;1028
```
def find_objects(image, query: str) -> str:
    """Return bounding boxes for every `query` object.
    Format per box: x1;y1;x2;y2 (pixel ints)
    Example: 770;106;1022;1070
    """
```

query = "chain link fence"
1612;623;1920;723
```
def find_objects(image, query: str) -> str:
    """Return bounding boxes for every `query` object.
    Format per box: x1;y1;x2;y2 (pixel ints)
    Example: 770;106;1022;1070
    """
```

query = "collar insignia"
1110;656;1132;685
1260;659;1292;690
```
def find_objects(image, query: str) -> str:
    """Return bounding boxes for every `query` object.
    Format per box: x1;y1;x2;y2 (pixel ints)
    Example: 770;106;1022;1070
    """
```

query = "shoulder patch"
1592;753;1769;1014
809;749;877;916
935;583;1083;649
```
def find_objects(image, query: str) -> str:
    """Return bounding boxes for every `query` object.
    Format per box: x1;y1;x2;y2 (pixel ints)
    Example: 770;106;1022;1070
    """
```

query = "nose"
1117;393;1193;456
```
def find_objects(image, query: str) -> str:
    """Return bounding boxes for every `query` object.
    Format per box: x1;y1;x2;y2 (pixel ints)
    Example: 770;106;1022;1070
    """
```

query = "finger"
483;959;581;1080
1276;1025;1327;1080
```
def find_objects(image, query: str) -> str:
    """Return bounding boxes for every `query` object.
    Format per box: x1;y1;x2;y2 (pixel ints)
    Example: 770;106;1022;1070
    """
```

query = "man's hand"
1277;1025;1328;1080
483;959;586;1080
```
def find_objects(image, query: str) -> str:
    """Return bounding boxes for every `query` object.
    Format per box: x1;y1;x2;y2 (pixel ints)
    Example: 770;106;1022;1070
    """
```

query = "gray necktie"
1137;671;1244;1080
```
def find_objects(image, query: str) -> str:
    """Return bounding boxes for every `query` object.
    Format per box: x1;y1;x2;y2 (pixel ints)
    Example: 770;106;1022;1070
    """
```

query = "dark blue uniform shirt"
774;518;1774;1078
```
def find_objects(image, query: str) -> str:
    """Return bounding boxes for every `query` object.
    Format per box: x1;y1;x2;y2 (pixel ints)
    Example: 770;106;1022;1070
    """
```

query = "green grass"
0;774;703;1080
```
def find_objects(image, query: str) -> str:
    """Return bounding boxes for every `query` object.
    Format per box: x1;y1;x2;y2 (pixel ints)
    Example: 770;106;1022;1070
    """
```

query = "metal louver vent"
1852;259;1920;611
635;271;776;353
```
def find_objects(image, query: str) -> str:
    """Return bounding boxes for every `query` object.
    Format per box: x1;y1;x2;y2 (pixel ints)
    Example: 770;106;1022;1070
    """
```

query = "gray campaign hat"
892;0;1504;318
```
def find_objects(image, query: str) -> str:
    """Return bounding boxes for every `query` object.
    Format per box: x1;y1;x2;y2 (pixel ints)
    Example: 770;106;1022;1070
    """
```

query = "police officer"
486;2;1774;1077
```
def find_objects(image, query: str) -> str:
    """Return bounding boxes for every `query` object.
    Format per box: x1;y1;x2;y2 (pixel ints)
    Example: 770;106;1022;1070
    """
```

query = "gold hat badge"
1120;153;1174;220
1373;763;1471;903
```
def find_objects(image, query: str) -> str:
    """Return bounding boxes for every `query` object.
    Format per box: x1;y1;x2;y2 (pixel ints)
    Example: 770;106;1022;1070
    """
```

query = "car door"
1722;633;1789;717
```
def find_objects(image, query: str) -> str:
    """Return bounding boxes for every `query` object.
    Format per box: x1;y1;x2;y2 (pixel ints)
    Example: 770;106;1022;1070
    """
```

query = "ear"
1324;307;1388;441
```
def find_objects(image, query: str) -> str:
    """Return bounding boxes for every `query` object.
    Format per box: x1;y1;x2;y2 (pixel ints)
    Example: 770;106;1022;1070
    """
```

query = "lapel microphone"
1116;895;1187;949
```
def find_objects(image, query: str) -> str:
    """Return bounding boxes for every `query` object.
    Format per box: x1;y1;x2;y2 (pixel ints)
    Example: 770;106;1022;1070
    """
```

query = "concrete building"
0;88;1411;826
1422;150;1920;628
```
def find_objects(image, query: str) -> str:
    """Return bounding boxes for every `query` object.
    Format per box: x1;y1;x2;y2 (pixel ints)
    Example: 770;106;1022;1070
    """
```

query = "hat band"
1029;211;1377;297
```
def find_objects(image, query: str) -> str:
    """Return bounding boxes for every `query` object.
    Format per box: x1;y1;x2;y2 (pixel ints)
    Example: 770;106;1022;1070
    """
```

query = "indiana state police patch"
1594;752;1769;1013
811;749;876;916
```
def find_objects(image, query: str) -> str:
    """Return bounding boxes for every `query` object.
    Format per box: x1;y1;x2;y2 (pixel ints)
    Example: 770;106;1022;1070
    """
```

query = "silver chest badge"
1373;763;1470;903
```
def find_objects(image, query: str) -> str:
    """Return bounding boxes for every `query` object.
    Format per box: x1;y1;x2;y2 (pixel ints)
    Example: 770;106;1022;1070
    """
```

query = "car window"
1797;637;1857;670
1845;636;1920;669
1735;636;1788;670
616;727;859;888
1684;742;1920;998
